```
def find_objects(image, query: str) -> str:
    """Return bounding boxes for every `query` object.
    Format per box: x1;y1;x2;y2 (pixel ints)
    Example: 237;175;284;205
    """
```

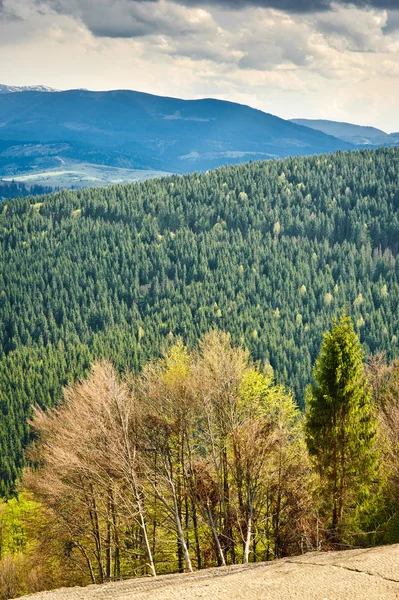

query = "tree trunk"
243;509;253;564
84;484;104;583
111;490;121;579
106;491;112;580
207;505;226;567
138;502;157;577
77;542;96;584
172;489;193;572
222;447;235;563
192;502;202;570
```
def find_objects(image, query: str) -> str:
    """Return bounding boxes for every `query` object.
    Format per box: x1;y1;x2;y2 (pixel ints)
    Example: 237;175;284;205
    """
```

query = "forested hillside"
1;147;399;495
0;180;55;200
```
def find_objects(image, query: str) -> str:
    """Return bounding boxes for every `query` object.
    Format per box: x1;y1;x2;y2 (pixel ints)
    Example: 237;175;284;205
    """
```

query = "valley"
1;117;399;600
0;87;351;183
1;161;171;189
0;86;397;192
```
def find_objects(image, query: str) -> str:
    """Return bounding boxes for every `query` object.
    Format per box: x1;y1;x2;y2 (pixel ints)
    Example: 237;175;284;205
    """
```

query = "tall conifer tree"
305;314;377;542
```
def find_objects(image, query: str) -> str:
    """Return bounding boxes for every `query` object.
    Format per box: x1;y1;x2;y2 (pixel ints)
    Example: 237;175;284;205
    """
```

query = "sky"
1;0;399;132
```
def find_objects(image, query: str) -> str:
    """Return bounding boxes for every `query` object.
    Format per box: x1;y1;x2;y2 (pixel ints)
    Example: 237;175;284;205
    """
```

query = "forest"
1;321;399;597
0;181;55;201
1;147;399;497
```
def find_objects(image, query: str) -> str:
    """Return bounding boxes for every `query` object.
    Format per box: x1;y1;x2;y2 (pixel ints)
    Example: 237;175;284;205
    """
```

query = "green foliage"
0;493;41;559
305;314;378;540
25;336;313;583
1;147;399;494
239;369;300;430
0;181;55;202
0;492;85;598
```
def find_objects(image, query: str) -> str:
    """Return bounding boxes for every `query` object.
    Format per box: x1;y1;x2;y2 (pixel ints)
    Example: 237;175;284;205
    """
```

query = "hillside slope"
0;89;351;174
20;545;399;600
1;147;399;495
291;118;399;147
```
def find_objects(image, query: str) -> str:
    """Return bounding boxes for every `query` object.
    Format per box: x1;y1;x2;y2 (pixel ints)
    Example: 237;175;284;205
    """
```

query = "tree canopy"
306;314;378;541
1;147;399;494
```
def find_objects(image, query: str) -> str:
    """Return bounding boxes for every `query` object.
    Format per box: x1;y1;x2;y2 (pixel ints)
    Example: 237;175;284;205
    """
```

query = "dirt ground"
21;544;399;600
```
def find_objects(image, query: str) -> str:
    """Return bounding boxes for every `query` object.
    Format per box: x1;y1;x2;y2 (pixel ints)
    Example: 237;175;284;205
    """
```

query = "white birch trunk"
243;512;252;564
207;505;226;567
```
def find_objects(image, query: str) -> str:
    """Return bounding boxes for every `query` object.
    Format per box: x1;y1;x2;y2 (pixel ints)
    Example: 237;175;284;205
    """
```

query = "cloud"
42;0;216;38
382;59;399;74
38;0;398;25
159;0;399;13
22;0;398;82
315;6;389;52
1;0;399;133
0;0;24;23
384;10;399;32
34;0;399;45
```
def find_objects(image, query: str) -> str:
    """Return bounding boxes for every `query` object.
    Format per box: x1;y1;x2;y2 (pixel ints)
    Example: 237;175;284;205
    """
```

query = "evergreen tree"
1;147;399;494
305;314;378;543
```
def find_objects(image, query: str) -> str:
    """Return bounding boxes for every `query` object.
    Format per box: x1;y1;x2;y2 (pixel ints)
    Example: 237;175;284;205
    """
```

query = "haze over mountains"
0;86;397;189
291;119;399;147
0;87;350;181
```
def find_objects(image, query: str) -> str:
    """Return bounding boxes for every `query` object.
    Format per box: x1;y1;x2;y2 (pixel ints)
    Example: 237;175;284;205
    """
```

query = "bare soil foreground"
22;544;399;600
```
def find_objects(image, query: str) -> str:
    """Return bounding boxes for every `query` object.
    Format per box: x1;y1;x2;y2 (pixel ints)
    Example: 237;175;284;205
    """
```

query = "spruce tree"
305;314;377;543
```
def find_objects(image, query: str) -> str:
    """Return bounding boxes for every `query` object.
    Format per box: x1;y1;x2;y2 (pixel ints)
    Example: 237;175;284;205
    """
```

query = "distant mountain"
291;118;398;147
0;84;57;94
0;88;352;176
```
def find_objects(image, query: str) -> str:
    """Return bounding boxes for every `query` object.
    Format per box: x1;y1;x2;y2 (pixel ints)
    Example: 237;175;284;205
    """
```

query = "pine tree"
305;314;378;543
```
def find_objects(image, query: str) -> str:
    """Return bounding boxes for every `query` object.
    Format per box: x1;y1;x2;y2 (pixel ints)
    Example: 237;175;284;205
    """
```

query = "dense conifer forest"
0;181;55;201
1;147;399;495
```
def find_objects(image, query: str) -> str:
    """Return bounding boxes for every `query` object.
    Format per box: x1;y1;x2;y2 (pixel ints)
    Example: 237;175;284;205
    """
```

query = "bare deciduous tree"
24;332;315;583
27;362;156;581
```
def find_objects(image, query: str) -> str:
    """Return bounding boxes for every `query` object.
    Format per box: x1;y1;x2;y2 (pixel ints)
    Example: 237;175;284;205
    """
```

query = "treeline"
0;181;56;201
1;148;399;495
28;330;309;581
1;320;399;597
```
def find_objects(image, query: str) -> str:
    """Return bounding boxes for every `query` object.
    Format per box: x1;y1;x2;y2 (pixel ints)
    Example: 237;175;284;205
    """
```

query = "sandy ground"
21;544;399;600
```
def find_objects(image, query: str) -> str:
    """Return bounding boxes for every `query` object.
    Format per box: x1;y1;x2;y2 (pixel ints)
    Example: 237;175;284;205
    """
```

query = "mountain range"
291;118;399;147
0;84;57;94
0;87;350;177
0;85;397;186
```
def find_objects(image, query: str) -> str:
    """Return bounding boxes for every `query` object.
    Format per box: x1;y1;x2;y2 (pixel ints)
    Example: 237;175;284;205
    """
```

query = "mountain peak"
0;84;58;94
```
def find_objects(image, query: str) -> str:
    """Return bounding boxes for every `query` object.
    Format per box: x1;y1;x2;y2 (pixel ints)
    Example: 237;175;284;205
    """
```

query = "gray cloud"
29;0;398;80
41;0;217;38
42;0;399;22
0;0;21;21
168;0;399;13
2;0;399;134
384;10;399;32
38;0;399;42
